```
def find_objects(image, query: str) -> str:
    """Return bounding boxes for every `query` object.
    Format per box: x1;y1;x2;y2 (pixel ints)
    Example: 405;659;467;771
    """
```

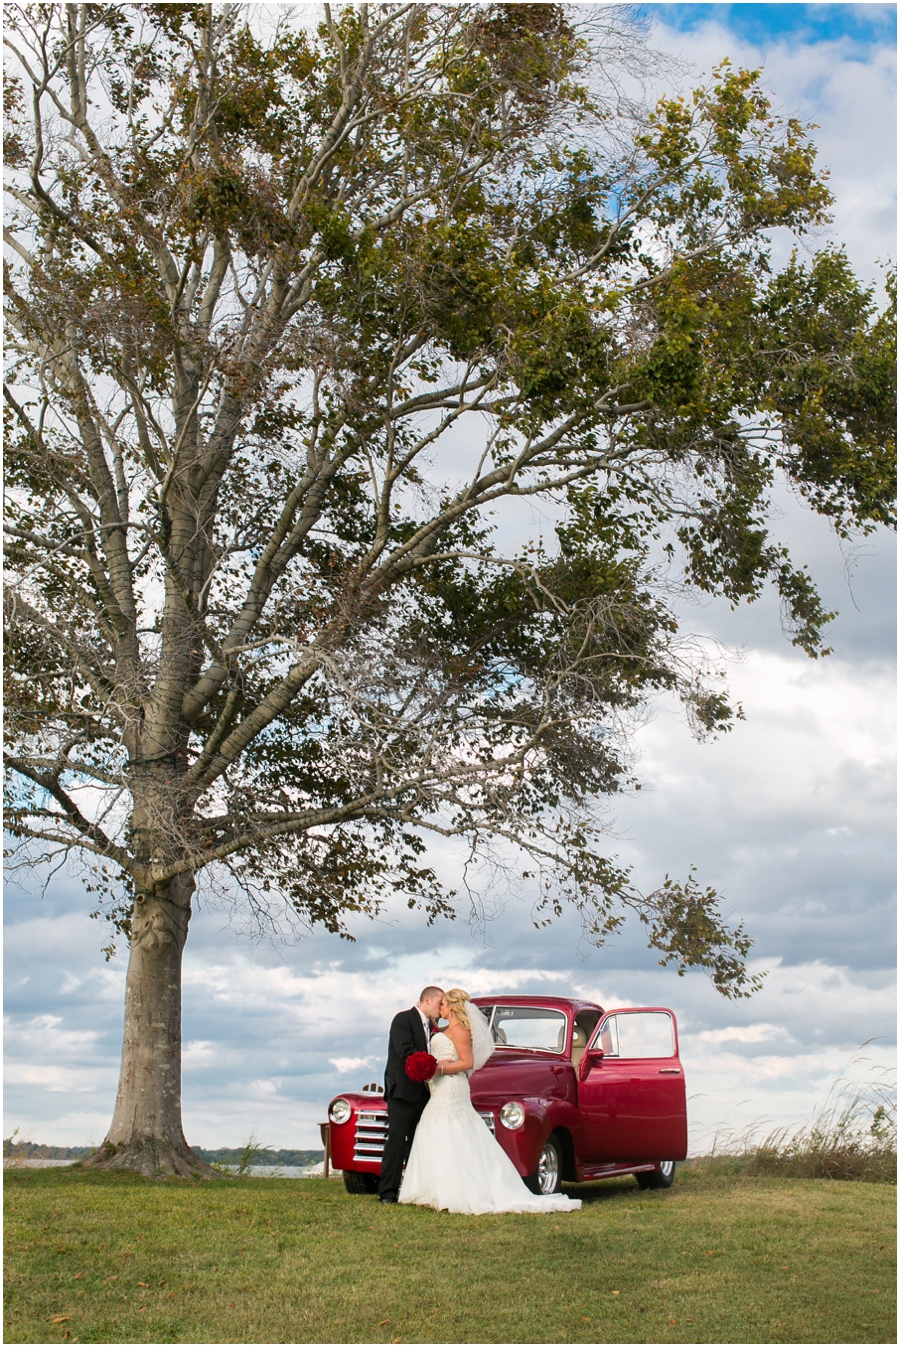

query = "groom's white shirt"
417;1008;430;1044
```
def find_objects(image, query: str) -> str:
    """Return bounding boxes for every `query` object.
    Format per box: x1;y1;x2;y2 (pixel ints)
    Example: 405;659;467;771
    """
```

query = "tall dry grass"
694;1044;896;1184
3;1129;25;1170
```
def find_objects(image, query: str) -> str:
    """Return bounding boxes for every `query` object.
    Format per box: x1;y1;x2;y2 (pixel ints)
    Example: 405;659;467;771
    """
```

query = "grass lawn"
3;1165;895;1344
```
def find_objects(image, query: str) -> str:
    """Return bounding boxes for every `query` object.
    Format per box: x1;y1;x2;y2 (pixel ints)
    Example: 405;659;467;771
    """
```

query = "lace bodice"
430;1031;459;1062
427;1031;471;1112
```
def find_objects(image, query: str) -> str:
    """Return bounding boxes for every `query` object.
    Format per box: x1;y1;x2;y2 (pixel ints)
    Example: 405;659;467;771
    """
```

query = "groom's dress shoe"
379;1195;398;1204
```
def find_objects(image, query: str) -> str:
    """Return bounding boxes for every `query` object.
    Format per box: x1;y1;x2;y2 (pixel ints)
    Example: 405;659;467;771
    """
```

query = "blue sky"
643;3;896;48
4;2;896;1154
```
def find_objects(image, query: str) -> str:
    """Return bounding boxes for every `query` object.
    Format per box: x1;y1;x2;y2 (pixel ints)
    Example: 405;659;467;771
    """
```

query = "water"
5;1158;74;1169
4;1159;335;1178
239;1164;324;1178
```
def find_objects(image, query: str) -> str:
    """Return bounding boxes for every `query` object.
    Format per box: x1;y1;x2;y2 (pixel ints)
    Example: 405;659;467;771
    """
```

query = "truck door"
577;1009;687;1163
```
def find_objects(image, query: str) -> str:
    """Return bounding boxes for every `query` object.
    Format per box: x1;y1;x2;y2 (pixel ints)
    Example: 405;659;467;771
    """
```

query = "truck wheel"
636;1160;676;1190
343;1170;378;1194
525;1132;563;1195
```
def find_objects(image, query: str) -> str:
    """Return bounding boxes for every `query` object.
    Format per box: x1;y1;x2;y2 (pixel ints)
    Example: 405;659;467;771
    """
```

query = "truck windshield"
490;1006;568;1052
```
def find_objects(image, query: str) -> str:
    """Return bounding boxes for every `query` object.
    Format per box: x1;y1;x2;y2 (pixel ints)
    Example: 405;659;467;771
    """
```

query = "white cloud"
329;1056;379;1073
4;1064;99;1094
182;1040;216;1068
692;1023;793;1045
247;1079;280;1099
627;648;895;837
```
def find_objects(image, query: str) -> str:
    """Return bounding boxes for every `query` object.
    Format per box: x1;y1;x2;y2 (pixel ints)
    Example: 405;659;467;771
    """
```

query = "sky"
4;2;896;1155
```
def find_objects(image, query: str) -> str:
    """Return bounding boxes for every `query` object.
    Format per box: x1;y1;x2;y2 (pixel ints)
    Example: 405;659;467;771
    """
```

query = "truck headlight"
499;1100;525;1130
329;1097;352;1125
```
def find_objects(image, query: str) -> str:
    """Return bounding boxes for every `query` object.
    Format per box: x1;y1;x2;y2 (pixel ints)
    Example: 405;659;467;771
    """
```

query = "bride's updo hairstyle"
444;988;473;1033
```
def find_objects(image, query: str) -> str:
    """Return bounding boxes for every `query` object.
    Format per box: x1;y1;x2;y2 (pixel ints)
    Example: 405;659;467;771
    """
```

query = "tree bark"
84;874;217;1178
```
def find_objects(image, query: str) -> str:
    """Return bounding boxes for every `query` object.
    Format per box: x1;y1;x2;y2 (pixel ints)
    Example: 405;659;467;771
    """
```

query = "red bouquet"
405;1051;438;1083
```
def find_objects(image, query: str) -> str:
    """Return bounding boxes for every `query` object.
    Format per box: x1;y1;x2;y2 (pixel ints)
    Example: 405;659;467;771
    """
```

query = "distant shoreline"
3;1141;325;1166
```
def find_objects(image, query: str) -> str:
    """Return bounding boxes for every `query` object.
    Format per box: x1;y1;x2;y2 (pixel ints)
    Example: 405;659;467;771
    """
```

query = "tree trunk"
84;874;218;1178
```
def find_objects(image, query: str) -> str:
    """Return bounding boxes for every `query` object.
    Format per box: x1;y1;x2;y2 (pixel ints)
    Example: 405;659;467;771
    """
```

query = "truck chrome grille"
351;1107;494;1161
352;1110;389;1162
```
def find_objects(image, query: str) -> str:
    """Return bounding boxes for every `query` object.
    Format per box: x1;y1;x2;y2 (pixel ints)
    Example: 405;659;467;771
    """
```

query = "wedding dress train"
398;1030;581;1214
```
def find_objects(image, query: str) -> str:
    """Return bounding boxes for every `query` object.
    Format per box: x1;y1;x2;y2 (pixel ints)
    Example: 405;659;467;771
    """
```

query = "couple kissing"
377;986;581;1215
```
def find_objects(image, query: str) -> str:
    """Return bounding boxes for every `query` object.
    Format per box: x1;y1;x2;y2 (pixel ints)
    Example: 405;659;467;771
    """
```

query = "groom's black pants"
378;1096;427;1200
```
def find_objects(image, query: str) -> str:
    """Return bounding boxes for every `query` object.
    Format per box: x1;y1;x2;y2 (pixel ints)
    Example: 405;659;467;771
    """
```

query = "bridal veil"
464;1000;495;1071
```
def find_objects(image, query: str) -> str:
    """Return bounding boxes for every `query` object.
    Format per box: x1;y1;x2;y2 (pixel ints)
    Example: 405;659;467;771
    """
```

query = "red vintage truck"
327;995;687;1195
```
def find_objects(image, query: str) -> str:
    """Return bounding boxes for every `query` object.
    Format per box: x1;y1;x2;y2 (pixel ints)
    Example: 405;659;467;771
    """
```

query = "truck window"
491;1005;568;1052
571;1013;599;1068
598;1017;618;1055
596;1011;675;1058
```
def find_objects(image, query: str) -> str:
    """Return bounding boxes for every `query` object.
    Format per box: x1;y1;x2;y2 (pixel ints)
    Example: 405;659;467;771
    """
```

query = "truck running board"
580;1161;658;1180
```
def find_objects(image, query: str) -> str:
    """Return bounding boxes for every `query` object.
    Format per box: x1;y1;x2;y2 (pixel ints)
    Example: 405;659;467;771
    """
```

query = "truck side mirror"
577;1048;604;1082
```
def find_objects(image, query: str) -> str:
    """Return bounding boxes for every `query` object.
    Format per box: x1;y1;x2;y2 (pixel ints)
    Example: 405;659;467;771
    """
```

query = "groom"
377;985;444;1204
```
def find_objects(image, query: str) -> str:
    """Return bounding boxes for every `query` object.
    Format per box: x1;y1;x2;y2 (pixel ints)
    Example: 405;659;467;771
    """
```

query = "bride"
398;988;581;1214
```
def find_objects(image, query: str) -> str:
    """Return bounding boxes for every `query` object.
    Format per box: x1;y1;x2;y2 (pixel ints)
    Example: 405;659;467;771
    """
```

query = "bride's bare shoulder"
446;1020;472;1043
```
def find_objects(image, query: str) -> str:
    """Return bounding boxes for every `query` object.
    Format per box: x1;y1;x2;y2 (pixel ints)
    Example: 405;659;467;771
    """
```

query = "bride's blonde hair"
444;988;472;1033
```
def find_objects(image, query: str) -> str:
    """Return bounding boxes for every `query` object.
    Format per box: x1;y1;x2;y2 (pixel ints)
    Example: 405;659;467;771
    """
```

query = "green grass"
3;1165;895;1344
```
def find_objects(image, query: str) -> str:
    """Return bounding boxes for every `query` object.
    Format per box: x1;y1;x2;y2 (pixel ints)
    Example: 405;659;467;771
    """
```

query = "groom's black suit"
378;1007;431;1201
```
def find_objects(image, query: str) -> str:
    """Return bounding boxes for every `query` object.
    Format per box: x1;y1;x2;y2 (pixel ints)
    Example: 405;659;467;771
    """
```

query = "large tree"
3;2;894;1176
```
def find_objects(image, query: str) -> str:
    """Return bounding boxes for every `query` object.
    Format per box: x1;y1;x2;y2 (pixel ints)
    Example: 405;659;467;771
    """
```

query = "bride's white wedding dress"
398;1030;581;1214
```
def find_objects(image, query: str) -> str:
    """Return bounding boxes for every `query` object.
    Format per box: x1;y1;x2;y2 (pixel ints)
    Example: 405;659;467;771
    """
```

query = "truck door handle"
658;1068;681;1074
